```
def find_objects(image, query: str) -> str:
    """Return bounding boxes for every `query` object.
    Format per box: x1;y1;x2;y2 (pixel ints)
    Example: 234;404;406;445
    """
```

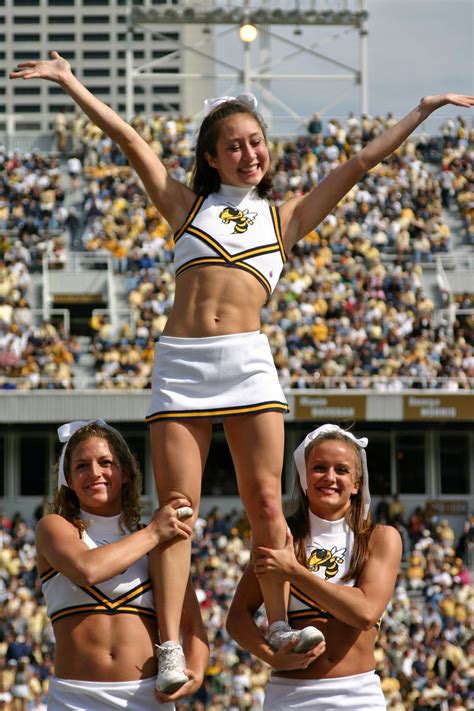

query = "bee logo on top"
308;545;346;580
219;207;258;234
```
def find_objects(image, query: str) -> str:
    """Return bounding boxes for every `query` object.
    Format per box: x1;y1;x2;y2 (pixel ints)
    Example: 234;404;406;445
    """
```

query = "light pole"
239;23;258;94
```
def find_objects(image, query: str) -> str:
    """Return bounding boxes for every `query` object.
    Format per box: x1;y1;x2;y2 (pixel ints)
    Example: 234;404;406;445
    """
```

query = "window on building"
47;0;74;5
13;0;40;5
440;434;470;494
16;121;42;130
83;33;110;42
152;86;179;94
366;437;392;496
13;33;41;42
14;15;40;22
395;434;426;494
152;103;179;112
83;68;110;77
14;87;41;95
83;0;109;4
82;15;109;23
48;15;74;23
14;104;40;113
20;436;48;496
91;86;111;95
13;51;41;60
48;104;74;113
83;51;110;59
48;33;75;41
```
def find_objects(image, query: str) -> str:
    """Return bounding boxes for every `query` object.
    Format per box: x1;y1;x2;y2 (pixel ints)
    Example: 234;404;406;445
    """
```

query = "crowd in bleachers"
0;501;472;710
0;147;79;390
0;112;473;390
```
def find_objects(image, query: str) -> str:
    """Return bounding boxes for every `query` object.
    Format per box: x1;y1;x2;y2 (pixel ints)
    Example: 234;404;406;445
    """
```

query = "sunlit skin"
205;113;271;189
68;437;126;517
305;440;360;521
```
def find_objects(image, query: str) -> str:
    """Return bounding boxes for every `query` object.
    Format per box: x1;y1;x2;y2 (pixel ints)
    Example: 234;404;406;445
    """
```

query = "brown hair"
287;430;375;583
51;422;142;534
190;100;273;198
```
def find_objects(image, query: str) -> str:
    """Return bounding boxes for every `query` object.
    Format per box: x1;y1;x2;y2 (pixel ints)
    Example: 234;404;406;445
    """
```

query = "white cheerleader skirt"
263;671;387;710
145;331;288;422
47;676;174;710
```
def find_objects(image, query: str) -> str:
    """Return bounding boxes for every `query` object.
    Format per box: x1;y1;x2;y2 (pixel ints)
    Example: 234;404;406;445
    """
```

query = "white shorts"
47;676;174;710
263;671;386;710
145;331;288;422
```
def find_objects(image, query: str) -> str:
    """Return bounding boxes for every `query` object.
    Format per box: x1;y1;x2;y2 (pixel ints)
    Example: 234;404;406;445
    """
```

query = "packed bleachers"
0;503;472;709
1;113;473;391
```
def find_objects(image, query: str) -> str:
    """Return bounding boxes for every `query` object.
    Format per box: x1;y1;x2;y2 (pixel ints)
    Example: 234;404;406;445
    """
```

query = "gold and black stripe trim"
186;225;284;264
145;401;289;423
288;609;332;621
175;256;228;278
81;580;153;609
175;258;271;296
40;567;58;584
232;261;271;295
174;195;205;242
289;584;331;616
270;205;287;262
50;604;156;624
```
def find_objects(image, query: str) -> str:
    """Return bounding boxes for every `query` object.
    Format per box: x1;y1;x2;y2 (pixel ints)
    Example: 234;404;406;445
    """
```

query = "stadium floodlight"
239;23;258;44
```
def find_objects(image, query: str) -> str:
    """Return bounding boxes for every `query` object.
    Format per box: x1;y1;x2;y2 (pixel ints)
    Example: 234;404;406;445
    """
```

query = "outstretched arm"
280;94;474;250
9;51;195;229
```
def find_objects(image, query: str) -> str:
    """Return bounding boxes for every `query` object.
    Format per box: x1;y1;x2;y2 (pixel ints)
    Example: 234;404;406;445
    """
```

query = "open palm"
9;50;71;84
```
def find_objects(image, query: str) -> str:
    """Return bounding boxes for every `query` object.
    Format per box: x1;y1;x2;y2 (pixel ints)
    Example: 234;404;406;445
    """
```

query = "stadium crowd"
0;112;473;391
0;499;473;710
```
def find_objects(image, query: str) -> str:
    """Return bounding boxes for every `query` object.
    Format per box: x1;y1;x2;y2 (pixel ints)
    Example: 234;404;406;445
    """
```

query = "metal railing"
1;374;472;391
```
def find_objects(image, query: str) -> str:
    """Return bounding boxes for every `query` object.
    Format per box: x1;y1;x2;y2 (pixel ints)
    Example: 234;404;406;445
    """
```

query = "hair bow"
57;419;119;490
203;92;258;117
294;424;371;519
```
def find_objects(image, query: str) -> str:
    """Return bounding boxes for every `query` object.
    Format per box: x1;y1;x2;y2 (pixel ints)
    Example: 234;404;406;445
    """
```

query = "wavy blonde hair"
287;430;375;583
51;422;142;534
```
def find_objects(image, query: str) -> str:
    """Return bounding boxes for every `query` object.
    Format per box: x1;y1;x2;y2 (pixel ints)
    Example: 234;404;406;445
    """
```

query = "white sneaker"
268;621;325;653
155;641;188;694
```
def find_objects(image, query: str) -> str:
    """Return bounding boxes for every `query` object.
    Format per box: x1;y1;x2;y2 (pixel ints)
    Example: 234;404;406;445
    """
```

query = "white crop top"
173;184;287;297
40;511;155;624
288;511;355;624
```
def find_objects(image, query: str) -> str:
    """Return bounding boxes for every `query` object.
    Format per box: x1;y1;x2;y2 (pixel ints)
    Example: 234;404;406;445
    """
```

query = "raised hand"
9;50;72;84
420;93;474;112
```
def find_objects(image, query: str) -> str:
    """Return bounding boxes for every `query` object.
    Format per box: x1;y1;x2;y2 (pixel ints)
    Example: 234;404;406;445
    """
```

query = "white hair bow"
203;93;258;117
57;419;119;490
294;424;371;519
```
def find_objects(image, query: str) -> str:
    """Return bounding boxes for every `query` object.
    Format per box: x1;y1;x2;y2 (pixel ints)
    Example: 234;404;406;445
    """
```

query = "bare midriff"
163;265;267;337
275;618;378;680
52;614;158;681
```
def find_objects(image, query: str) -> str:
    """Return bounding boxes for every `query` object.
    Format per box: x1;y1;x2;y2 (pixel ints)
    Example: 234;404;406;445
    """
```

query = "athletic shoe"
155;641;188;694
268;621;325;653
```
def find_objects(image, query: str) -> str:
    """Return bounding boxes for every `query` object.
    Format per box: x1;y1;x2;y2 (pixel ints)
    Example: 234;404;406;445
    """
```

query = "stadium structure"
0;0;473;539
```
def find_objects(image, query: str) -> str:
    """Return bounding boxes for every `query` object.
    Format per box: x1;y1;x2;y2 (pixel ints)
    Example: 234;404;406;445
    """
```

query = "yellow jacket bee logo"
308;545;346;580
219;207;258;234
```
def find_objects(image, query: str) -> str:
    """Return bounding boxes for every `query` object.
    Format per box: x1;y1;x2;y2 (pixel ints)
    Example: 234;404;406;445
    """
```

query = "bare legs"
224;412;288;624
150;411;288;644
150;419;212;643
